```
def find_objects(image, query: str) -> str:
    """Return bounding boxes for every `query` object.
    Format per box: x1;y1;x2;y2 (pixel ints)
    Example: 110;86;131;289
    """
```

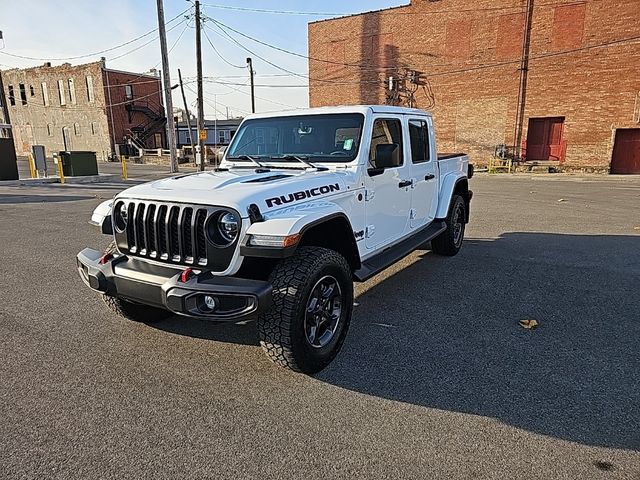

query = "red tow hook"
180;267;194;283
98;253;114;265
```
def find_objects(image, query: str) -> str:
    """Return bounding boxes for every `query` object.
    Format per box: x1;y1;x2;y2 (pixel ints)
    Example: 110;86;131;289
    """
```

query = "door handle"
398;180;412;188
424;174;435;181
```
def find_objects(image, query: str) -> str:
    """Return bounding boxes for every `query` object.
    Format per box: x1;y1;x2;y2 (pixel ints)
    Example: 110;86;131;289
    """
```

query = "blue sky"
0;0;403;118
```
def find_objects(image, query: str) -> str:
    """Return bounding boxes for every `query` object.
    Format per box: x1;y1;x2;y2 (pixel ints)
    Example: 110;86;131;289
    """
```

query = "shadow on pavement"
143;232;640;450
319;232;640;451
0;194;95;204
151;316;259;346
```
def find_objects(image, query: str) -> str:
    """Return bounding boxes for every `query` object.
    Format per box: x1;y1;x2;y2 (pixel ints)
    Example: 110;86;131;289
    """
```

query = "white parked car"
77;105;473;373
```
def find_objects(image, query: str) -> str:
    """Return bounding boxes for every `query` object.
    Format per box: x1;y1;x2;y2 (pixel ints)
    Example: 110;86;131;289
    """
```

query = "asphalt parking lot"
1;172;639;479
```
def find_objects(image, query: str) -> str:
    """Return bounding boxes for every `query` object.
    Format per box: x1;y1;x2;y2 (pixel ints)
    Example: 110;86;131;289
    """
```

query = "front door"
526;117;565;161
407;117;438;228
364;117;411;250
611;128;640;174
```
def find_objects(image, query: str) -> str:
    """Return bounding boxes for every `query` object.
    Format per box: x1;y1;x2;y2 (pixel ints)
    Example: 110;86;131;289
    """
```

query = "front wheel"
431;194;466;256
257;247;353;374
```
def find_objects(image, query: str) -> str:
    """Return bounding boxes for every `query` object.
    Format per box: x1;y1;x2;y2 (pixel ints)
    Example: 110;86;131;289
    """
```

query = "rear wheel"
432;194;466;256
257;247;353;374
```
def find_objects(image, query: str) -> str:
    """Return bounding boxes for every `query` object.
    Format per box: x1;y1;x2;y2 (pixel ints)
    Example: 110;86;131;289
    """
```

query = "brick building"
1;60;166;160
308;0;640;173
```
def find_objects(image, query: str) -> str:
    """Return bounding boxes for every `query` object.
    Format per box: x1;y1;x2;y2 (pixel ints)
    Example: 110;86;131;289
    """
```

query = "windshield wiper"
269;155;328;171
226;155;265;168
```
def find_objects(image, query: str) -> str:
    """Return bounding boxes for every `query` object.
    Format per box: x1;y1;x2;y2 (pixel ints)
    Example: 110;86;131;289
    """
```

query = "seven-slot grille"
120;201;212;266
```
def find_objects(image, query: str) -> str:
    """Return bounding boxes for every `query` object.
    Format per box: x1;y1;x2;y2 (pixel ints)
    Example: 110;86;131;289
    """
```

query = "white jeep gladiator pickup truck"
77;105;473;373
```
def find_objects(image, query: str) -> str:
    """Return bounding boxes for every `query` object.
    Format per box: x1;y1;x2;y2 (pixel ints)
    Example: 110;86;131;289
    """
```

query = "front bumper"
77;248;272;321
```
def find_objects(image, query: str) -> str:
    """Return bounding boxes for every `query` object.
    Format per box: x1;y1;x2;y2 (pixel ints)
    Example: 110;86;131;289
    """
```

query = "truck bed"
437;152;470;178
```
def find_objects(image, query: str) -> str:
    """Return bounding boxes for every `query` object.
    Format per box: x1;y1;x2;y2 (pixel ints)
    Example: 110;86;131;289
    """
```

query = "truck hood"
116;168;353;217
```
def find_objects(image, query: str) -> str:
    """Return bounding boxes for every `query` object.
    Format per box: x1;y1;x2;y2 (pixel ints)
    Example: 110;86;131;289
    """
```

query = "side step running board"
353;221;446;282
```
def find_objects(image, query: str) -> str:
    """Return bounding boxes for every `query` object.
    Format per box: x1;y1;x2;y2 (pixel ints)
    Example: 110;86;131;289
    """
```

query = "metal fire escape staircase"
125;100;167;148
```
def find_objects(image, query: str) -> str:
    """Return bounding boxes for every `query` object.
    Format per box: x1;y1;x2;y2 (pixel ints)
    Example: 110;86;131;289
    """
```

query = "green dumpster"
59;151;98;177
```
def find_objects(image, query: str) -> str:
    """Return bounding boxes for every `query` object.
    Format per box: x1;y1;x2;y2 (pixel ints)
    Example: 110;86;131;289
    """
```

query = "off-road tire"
258;247;353;374
101;241;173;323
431;194;466;256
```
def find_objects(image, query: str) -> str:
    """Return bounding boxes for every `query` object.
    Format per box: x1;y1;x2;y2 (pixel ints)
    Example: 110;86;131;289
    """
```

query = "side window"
369;118;403;166
409;119;430;163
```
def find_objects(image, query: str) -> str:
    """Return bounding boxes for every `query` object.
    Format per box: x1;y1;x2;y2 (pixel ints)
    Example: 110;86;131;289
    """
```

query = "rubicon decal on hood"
265;183;340;208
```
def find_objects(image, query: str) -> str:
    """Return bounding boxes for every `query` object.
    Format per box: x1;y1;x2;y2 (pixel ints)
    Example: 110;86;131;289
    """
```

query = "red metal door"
526;117;565;161
611;129;640;174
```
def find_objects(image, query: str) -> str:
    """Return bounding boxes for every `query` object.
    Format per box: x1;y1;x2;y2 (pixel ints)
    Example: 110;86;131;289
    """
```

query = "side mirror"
371;143;401;171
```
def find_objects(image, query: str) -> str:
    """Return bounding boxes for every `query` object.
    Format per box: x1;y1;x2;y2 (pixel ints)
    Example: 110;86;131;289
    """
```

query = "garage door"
611;129;640;174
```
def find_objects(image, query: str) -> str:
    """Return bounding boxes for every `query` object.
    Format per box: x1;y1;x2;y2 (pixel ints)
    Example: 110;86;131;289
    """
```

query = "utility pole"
247;57;256;113
178;68;195;162
513;0;534;162
195;0;206;171
156;0;179;173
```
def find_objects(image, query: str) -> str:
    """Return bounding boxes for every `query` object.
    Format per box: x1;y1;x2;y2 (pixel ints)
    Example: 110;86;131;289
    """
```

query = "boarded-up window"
41;82;49;106
68;78;76;105
325;40;346;76
57;80;66;106
496;13;525;60
552;3;586;50
86;75;94;103
371;33;394;68
446;20;472;61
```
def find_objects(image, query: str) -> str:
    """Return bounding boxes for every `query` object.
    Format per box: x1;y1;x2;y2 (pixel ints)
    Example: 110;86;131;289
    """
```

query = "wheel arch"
436;174;471;223
297;213;361;272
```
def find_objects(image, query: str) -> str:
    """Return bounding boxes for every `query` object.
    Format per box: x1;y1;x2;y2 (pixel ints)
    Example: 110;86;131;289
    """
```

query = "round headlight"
114;202;128;232
218;211;239;243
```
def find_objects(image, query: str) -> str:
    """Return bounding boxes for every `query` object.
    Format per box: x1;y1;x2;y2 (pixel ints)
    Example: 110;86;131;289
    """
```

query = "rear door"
364;116;412;250
408;117;438;228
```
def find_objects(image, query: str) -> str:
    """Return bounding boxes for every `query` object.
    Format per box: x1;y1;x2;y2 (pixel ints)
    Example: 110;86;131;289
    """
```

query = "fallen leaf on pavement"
519;319;539;330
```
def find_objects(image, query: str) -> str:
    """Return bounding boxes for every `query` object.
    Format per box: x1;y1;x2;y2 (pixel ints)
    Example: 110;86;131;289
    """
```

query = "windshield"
226;113;364;163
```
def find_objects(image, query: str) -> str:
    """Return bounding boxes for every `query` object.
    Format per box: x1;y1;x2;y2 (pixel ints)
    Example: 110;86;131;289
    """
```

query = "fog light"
203;295;217;311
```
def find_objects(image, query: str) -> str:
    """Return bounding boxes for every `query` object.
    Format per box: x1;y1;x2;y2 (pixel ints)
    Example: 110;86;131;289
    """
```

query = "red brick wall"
308;0;640;169
101;69;165;149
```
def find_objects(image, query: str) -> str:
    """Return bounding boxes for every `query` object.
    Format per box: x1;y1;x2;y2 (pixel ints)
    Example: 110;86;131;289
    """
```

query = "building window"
124;84;133;101
57;80;66;106
218;130;226;144
552;3;586;51
8;85;15;106
90;122;97;135
86;75;94;103
47;123;54;137
68;78;76;105
19;83;27;105
29;85;35;97
41;82;50;106
74;122;81;135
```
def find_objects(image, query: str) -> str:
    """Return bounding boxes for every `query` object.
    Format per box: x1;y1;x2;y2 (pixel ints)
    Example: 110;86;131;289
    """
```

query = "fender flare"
435;173;467;219
242;201;358;261
89;199;114;235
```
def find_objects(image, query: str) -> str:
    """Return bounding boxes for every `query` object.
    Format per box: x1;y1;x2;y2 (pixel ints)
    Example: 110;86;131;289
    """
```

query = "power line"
203;20;383;86
0;8;190;62
201;1;578;17
201;23;246;69
108;16;189;62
